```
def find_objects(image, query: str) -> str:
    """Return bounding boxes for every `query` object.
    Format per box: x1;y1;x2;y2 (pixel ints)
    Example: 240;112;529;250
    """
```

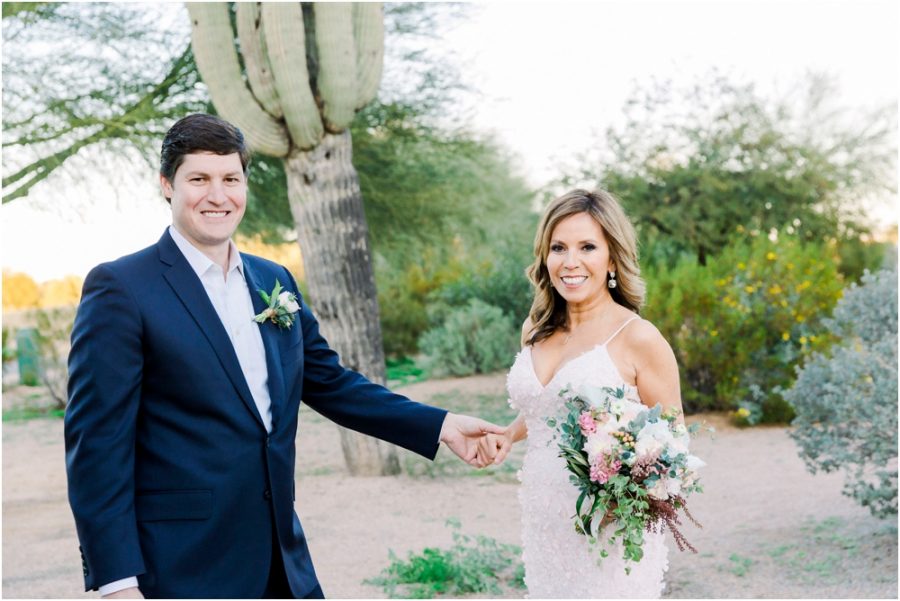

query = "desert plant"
33;307;76;409
2;326;15;363
188;2;396;475
419;299;519;378
365;518;524;598
643;234;844;419
784;262;898;518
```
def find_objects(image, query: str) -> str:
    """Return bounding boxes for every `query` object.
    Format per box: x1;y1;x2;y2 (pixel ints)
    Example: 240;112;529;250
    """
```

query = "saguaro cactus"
187;2;399;476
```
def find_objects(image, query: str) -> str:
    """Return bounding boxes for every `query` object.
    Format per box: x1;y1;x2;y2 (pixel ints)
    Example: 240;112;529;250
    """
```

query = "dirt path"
3;374;896;598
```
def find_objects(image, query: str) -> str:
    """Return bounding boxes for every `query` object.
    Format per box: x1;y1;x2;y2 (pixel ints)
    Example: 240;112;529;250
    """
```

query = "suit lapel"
241;258;286;428
158;231;266;430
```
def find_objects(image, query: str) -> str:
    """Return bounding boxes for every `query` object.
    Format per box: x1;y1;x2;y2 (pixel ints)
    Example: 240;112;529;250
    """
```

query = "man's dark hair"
159;114;251;200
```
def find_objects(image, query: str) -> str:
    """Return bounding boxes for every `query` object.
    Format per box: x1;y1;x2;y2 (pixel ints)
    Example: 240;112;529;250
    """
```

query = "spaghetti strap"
601;315;640;346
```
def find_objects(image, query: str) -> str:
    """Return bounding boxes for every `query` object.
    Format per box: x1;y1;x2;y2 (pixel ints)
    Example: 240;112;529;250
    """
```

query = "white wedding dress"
507;317;668;598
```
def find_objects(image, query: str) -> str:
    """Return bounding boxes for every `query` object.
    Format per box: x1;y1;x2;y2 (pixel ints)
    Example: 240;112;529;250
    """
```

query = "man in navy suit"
64;114;504;599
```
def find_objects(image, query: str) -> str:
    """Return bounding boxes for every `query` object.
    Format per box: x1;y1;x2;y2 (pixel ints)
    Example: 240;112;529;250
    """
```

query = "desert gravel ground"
3;373;897;598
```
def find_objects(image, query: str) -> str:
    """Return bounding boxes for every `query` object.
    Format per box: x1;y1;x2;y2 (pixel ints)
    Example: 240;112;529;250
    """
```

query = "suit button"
265;435;271;448
264;489;272;500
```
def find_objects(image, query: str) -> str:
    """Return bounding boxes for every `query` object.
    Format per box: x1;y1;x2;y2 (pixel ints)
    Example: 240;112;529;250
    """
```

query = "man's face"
161;152;247;251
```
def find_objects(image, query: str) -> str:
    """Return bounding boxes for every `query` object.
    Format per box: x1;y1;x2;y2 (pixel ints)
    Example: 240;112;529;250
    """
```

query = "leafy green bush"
377;248;466;357
385;356;426;386
419;299;519;377
643;235;844;420
1;326;15;363
784;262;897;518
429;241;534;327
835;237;888;283
365;519;524;598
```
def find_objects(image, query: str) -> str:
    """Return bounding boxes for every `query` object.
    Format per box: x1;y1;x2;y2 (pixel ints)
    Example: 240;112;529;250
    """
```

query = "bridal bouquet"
548;385;705;571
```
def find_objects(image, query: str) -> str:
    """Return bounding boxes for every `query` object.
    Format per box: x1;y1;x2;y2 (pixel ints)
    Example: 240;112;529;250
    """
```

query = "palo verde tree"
2;3;205;203
187;2;399;476
572;72;896;267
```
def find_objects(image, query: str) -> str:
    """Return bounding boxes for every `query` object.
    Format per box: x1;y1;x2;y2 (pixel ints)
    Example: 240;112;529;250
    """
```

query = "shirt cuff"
99;577;139;596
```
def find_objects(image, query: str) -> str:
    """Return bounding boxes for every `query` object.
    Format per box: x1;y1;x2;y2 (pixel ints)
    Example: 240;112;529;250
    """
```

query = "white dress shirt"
99;226;273;596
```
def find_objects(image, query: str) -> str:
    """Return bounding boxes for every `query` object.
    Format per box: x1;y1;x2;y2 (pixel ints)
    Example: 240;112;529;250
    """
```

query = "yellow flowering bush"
643;235;844;422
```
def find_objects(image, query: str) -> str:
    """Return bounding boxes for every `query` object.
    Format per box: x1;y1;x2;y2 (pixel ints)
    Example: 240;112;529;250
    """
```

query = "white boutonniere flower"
252;279;299;329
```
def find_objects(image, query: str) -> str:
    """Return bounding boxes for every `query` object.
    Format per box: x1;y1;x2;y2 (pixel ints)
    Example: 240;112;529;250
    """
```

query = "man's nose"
206;181;227;204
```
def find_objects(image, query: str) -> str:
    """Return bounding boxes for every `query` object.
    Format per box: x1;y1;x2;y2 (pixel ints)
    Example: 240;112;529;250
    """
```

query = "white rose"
634;436;665;460
576;384;610;410
639;420;674;443
620;402;645;425
609;399;626;417
681;455;706;487
686;455;706;471
666;477;682;497
637;421;673;454
584;430;616;463
669;436;690;456
647;478;669;500
278;291;300;313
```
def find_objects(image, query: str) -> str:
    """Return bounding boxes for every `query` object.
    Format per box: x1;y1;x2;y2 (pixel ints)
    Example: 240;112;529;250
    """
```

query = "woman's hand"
476;431;514;467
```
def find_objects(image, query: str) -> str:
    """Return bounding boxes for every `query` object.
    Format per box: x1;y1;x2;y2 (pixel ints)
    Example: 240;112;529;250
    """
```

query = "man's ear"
159;174;174;202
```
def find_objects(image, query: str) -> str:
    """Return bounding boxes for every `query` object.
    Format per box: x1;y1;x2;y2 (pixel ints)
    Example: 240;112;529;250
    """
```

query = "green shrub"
784;262;897;518
835;236;888;283
365;519;524;598
385;356;426;386
1;326;15;363
419;299;519;377
429;241;533;326
377;249;466;357
643;235;844;420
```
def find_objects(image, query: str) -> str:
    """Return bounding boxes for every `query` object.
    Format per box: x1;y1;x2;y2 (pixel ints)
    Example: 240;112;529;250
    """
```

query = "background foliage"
644;234;846;420
785;262;898;518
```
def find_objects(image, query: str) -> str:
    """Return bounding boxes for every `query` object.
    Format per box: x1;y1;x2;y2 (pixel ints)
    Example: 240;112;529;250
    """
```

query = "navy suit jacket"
64;230;447;598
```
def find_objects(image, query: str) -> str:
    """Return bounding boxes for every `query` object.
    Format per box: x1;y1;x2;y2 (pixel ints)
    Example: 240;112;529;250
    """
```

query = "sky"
2;0;898;282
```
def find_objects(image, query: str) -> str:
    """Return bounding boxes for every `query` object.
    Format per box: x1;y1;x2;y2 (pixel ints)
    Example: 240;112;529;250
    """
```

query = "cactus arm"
186;2;289;157
352;3;384;110
313;3;357;132
236;2;283;119
261;2;323;150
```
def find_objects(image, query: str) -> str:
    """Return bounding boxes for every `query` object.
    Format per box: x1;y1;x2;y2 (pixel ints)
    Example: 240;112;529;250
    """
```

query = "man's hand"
477;432;514;466
102;587;143;599
439;413;506;467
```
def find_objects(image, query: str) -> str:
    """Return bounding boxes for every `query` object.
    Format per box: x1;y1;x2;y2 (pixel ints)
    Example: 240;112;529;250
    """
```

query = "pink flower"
589;452;622;484
590;464;610;484
579;412;597;434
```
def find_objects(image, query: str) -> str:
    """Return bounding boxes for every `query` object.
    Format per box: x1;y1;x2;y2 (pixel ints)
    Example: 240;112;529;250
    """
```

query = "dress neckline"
525;343;636;393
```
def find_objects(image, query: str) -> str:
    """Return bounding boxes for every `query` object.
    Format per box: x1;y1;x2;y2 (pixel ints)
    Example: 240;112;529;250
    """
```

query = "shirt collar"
168;225;243;279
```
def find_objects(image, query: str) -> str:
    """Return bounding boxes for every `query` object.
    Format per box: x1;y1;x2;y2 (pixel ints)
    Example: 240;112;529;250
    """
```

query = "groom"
64;114;503;599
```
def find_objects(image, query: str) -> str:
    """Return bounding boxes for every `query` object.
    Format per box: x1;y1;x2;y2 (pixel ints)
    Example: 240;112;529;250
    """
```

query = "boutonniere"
252;279;300;329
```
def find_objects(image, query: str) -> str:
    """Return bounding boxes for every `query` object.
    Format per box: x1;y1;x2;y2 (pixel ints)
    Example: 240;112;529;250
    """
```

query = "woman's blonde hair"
525;189;645;345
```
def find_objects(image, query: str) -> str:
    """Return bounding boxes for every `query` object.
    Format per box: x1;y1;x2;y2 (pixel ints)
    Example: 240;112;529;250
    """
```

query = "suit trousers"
262;520;323;599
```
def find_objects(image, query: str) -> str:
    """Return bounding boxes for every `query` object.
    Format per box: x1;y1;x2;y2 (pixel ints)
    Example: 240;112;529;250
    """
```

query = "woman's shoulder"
621;314;671;353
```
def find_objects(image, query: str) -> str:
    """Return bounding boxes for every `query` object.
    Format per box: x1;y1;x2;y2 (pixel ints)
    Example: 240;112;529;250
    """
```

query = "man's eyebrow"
182;170;243;177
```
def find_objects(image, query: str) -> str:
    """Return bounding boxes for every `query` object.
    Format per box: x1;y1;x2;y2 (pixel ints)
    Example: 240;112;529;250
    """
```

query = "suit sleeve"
282;268;447;459
64;264;146;591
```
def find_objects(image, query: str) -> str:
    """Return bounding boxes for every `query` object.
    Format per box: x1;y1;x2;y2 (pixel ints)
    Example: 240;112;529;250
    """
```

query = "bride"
479;189;685;598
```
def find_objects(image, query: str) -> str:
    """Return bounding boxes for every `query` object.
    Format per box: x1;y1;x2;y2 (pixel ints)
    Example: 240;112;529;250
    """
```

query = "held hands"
439;413;507;468
476;432;514;467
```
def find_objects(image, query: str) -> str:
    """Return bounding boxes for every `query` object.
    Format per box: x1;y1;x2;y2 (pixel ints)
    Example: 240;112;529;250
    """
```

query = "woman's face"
545;212;614;307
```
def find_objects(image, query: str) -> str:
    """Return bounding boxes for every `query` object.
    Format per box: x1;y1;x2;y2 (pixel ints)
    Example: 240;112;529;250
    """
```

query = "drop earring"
608;270;617;289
